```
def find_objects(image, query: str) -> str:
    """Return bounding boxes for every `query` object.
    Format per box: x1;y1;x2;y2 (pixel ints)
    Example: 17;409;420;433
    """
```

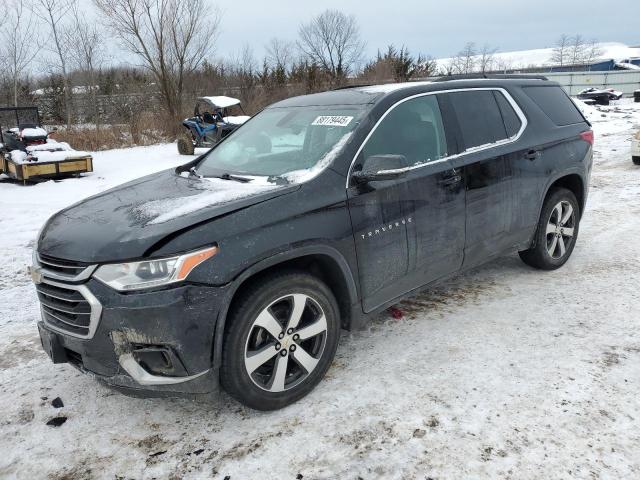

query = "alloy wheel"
244;294;328;392
545;200;576;259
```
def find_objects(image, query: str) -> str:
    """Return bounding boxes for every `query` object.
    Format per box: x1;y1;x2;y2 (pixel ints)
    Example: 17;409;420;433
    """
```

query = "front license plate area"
38;324;68;364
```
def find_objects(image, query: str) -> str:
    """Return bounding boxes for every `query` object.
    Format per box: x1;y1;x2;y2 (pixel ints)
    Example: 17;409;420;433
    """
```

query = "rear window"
448;90;508;149
523;86;585;126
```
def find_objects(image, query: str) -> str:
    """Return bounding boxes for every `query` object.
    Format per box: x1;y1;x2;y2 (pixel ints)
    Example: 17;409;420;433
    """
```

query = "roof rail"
332;83;374;90
432;73;548;82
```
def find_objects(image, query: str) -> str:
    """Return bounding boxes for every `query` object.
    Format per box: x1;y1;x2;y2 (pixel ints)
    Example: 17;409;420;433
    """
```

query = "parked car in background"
632;129;640;165
577;87;623;105
32;76;593;410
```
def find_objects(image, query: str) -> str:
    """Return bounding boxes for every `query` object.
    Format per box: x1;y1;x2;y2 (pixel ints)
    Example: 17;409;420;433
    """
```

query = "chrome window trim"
345;87;528;187
38;278;103;340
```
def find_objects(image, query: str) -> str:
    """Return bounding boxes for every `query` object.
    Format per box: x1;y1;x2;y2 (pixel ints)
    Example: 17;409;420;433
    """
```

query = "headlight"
93;246;218;291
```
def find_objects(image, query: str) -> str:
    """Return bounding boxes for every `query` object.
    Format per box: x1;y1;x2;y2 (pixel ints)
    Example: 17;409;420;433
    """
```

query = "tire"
633;156;640;166
519;187;580;270
221;271;340;410
177;134;195;155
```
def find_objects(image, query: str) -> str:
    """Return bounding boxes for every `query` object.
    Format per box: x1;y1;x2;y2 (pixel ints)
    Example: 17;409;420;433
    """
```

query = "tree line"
0;0;607;149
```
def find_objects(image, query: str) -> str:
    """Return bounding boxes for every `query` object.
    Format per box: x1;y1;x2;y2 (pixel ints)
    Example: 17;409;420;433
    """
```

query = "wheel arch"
543;173;585;218
211;246;360;370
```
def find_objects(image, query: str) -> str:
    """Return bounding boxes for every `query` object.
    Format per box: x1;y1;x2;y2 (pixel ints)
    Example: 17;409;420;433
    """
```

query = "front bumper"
36;278;229;396
632;138;640;159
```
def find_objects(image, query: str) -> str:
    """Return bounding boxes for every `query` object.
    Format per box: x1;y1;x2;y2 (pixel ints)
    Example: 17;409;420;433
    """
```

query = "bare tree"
31;0;76;126
582;39;603;66
569;34;586;65
550;34;571;66
66;4;106;129
478;44;498;73
265;38;295;72
93;0;221;127
453;42;477;74
298;9;365;83
2;0;40;106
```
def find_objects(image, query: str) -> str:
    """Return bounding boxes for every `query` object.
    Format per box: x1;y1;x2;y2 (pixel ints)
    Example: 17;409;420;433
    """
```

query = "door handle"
438;169;462;187
525;150;539;161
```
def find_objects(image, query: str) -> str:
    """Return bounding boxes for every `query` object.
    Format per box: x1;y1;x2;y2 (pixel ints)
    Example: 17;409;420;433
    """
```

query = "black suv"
32;77;593;410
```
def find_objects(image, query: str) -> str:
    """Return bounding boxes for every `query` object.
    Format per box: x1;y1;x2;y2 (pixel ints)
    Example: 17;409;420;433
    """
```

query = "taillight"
580;130;594;145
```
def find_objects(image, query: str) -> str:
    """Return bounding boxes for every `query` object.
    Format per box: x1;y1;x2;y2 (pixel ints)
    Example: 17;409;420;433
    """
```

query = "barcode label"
311;116;354;127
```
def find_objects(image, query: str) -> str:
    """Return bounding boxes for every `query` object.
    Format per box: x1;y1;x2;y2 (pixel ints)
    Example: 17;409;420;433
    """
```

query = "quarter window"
523;86;584;126
362;95;447;165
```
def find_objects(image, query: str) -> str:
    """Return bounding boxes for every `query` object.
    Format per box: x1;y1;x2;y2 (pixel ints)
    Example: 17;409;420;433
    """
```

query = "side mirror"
351;154;408;184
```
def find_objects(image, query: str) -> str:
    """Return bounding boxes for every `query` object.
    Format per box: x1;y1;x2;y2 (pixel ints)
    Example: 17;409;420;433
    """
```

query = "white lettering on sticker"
311;116;353;127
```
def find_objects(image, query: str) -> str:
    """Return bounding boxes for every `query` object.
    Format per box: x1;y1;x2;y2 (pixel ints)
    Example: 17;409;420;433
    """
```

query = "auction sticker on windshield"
312;116;354;127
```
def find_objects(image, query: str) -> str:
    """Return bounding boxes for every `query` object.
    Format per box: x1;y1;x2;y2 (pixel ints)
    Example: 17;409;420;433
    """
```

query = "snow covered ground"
434;41;640;71
1;101;640;479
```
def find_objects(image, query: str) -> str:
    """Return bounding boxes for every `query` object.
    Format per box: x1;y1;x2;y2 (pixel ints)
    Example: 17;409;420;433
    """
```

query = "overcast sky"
211;0;638;60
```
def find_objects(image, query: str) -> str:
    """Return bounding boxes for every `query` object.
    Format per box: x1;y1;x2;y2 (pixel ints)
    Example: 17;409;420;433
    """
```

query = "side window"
448;90;508;149
493;91;522;138
523;86;585;126
362;95;447;165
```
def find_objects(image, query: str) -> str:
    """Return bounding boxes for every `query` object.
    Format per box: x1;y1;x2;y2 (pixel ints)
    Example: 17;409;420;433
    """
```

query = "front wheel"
633;156;640;166
519;188;580;270
221;272;340;410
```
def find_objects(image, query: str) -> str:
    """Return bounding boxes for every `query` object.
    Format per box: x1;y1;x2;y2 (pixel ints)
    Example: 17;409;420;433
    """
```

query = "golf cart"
177;96;250;155
0;107;92;182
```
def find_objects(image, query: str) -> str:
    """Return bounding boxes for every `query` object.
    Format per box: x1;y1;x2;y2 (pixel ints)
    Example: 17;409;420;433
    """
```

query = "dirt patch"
397;275;500;319
0;335;43;369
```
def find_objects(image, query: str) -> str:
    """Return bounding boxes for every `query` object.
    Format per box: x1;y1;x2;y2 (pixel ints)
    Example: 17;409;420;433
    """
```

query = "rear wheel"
177;133;195;155
519;188;580;270
633;156;640;166
221;272;340;410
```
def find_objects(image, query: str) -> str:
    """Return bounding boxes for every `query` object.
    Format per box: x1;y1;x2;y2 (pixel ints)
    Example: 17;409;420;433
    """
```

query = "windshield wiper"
215;173;253;183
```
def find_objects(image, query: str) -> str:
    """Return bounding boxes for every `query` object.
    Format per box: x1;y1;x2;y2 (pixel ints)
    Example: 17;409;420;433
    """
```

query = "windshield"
195;105;366;181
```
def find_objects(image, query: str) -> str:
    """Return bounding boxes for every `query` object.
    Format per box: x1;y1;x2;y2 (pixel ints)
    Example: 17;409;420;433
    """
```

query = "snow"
8;150;28;164
222;115;250;125
434;41;640;71
2;102;640;478
200;96;241;108
359;81;433;93
20;127;47;138
282;132;353;183
134;177;280;225
616;62;640;70
6;140;91;164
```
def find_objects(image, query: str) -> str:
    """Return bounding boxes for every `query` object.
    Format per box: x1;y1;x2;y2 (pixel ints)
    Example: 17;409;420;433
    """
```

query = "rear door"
347;94;466;312
443;89;523;266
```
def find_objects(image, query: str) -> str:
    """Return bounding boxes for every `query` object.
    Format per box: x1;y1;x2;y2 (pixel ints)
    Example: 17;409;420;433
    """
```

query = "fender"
526;166;587;250
210;244;360;370
538;166;586;216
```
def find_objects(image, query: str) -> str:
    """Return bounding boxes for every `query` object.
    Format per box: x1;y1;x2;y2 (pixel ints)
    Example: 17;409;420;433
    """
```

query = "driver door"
347;94;466;312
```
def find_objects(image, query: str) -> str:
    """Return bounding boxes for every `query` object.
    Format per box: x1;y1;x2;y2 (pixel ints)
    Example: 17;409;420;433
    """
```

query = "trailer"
0;107;93;182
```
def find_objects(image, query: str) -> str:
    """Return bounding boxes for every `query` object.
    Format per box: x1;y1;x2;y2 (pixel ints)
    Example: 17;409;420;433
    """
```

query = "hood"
38;169;295;263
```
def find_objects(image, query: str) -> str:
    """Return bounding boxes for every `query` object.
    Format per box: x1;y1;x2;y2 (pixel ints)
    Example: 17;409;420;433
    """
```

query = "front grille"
38;254;90;278
36;279;102;339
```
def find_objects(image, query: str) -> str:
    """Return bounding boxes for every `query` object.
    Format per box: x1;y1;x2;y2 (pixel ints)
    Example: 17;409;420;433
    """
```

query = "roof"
198;96;241;108
269;77;551;108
